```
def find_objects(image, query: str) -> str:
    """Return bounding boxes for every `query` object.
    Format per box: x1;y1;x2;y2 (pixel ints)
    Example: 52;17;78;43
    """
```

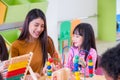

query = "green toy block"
5;74;24;80
0;1;7;24
1;0;29;23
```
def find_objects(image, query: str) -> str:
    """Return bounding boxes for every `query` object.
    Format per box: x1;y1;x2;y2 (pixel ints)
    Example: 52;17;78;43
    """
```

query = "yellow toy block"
8;61;28;71
0;1;6;24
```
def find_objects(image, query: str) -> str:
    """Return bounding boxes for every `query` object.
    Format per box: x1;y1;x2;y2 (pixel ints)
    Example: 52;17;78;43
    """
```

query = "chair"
58;21;71;54
0;29;21;46
71;19;80;44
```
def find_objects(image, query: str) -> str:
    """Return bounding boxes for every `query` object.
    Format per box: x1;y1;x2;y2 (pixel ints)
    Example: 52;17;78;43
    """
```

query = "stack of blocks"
46;58;53;79
88;55;93;77
73;55;80;80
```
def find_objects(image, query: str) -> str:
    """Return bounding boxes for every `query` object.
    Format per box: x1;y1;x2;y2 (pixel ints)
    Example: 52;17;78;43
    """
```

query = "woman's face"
72;34;83;48
29;18;44;40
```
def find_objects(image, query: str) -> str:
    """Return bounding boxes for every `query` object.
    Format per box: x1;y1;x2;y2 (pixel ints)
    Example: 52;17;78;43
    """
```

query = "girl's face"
29;18;44;40
72;34;83;48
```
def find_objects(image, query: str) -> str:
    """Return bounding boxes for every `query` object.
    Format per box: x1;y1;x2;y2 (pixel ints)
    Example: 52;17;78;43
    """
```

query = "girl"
65;23;98;77
0;34;9;79
0;34;9;61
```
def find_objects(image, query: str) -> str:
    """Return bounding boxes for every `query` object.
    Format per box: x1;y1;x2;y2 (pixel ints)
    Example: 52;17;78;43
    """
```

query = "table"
39;75;106;80
85;75;106;80
39;68;106;80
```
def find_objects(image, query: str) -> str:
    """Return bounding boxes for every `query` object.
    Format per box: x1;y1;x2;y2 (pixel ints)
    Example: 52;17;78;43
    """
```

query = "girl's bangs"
74;29;83;36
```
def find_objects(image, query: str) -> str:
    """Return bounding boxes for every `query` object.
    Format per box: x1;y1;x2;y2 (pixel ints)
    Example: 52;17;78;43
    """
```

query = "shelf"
0;22;23;31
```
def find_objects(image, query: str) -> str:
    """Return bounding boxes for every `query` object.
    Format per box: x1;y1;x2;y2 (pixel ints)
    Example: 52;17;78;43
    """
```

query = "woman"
10;9;59;79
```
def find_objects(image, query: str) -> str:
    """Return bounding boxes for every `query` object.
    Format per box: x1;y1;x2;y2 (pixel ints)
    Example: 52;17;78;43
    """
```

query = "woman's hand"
21;75;33;80
21;73;40;80
42;66;47;75
55;62;62;70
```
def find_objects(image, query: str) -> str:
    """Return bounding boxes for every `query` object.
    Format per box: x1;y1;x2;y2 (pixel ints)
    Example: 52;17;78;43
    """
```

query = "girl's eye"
75;35;80;38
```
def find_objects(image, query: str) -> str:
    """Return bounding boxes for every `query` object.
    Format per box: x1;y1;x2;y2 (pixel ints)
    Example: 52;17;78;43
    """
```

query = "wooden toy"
4;52;33;80
52;68;71;80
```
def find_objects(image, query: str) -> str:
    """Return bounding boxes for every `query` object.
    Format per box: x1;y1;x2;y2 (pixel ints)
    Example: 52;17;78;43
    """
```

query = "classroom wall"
117;0;120;14
46;0;97;51
46;0;58;50
57;0;97;38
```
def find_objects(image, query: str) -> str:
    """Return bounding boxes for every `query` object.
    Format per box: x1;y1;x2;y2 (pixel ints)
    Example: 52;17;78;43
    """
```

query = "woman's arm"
47;36;60;65
10;43;19;57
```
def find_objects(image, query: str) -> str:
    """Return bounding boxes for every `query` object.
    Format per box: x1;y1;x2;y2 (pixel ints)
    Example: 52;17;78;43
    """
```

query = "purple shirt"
65;47;97;76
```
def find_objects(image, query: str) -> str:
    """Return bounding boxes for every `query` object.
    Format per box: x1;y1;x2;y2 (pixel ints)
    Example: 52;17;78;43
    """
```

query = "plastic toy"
46;58;53;79
73;55;80;80
88;55;93;77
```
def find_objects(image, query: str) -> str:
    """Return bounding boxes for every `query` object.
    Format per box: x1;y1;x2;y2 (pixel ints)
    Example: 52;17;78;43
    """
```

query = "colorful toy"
73;55;80;80
88;55;93;77
46;58;53;79
4;52;33;80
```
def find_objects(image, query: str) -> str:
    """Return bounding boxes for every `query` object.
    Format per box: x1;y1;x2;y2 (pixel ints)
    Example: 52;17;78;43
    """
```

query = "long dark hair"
18;9;48;66
73;23;98;68
0;73;3;80
0;35;9;61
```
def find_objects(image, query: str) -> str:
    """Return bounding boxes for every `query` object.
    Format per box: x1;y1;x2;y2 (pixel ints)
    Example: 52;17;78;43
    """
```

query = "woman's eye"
41;25;44;28
35;24;39;27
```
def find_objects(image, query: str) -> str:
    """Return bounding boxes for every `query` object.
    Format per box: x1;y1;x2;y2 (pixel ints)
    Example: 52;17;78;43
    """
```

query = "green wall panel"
98;0;116;41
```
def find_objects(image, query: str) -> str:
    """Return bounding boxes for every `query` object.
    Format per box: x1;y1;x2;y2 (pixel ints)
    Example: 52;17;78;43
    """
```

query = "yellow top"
10;36;57;74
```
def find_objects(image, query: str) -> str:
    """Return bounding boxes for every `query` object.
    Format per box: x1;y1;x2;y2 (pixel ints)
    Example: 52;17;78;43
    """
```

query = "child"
99;44;120;80
0;73;3;80
0;34;9;61
0;35;9;79
65;23;98;77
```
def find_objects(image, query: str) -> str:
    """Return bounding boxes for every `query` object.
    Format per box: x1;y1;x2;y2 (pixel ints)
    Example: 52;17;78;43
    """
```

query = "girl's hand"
79;58;86;67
